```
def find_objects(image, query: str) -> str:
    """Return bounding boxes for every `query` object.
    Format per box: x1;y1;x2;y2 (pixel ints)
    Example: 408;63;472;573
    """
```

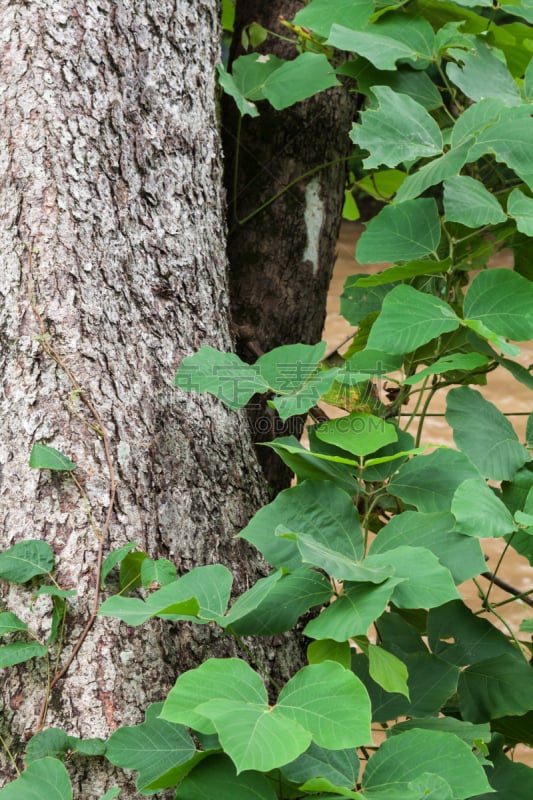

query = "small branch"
480;571;533;610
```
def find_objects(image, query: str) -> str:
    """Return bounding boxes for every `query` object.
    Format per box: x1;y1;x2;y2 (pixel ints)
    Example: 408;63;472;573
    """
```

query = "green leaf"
362;729;492;800
390;716;491;748
230;53;285;101
0;758;72;800
366;285;459;355
294;0;374;38
447;40;521;105
468;113;533;189
98;595;198;627
314;413;398;456
328;16;434;71
368;645;410;699
354;259;450;287
141;557;177;587
402;352;491;385
365;546;460;608
33;585;76;599
29;443;76;471
428;600;521;666
176;754;277;800
119;551;147;591
281;741;359;790
342;189;360;221
262;52;340;110
388;448;481;512
257;342;326;391
216;62;259;117
100;542;137;584
307;639;352;669
464;268;533;341
394;140;472;203
357;199;442;264
508;187;533;235
463;318;521;357
276;662;371;750
340;276;394;325
474;747;533;800
284;529;393;583
174;346;266;410
459;654;533;722
0;612;28;636
106;702;196;792
0;642;47;669
269;368;340;421
98;791;120;800
224;568;331;635
263;437;359;496
239;481;364;571
444;175;507;227
304;579;401;641
369;511;486;584
350;86;443;169
0;540;55;583
446;386;530;480
452;478;517;538
343;61;442;110
25;729;106;763
357;169;407;201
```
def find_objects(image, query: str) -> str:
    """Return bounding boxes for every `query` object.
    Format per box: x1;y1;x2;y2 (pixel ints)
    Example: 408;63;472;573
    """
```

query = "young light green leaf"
452;478;517;538
239;480;364;571
444;174;507;227
141;557;177;587
350;86;443;169
446;386;530;480
0;540;55;583
465;268;533;340
315;413;398;456
262;52;340;110
294;0;374;38
29;442;76;471
176;754;277;800
357;199;442;264
366;284;459;355
0;612;28;636
0;757;72;800
0;642;47;668
402;352;491;385
447;40;521;105
174;346;267;410
304;579;401;641
508;187;533;235
362;729;492;800
368;645;410;699
106;702;196;793
357;169;407;201
307;639;352;669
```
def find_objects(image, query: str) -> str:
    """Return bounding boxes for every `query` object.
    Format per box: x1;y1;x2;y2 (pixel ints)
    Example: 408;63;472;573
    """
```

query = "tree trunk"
223;0;358;493
0;2;290;795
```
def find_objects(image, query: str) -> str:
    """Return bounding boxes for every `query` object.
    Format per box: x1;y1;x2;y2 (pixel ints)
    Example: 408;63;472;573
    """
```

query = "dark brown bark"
223;0;358;493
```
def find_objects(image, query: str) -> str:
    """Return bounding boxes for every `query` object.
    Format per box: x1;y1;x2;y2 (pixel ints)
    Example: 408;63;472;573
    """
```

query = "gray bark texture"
223;0;358;493
0;1;295;796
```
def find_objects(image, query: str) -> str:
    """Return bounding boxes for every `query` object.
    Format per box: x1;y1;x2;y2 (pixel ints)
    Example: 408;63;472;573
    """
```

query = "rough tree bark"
223;0;358;493
0;2;294;796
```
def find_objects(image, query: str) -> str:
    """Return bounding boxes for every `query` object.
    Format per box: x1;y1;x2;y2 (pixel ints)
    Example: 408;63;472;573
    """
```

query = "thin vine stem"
0;733;20;776
483;533;515;610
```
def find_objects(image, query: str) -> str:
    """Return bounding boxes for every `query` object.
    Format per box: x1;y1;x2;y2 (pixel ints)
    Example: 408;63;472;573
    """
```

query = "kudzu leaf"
29;442;76;471
357;199;442;264
452;478;517;538
261;52;340;110
98;595;198;627
100;542;137;584
368;645;410;699
304;579;401;641
25;729;106;763
315;412;398;456
263;437;360;496
294;0;374;37
459;654;533;722
239;480;364;571
474;747;533;800
468;114;533;189
444;175;507;227
362;729;492;800
350;86;443;169
230;53;284;101
328;16;434;71
447;40;521;105
106;703;196;793
174;346;267;410
340;277;394;325
0;642;47;668
141;557;177;587
463;318;521;357
307;639;352;669
176;754;277;800
357;169;407;201
388;448;481;512
0;540;55;583
281;741;359;790
0;757;72;800
508;187;533;235
390;717;491;749
395;140;472;203
0;612;28;636
365;546;460;608
256;342;326;391
269;368;340;420
402;352;491;385
343;60;442;110
216;63;259;117
33;586;76;599
354;259;450;287
366;285;459;355
446;386;530;480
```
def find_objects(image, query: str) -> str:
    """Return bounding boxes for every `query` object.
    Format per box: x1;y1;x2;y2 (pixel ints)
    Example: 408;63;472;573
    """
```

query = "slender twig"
480;570;533;610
